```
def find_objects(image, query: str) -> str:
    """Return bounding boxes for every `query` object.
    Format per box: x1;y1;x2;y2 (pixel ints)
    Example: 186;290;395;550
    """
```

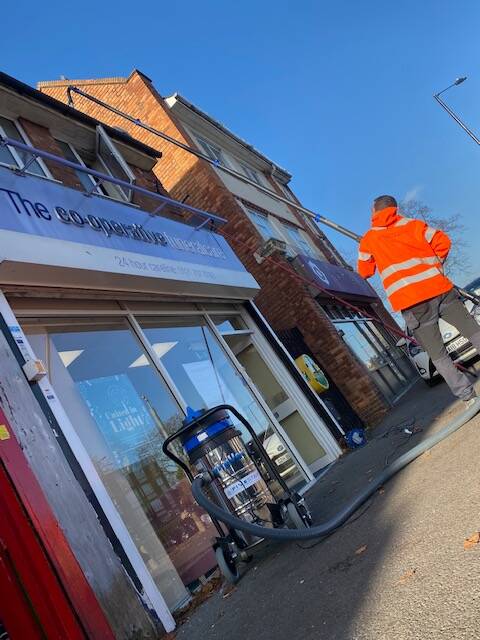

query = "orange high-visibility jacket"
357;206;453;311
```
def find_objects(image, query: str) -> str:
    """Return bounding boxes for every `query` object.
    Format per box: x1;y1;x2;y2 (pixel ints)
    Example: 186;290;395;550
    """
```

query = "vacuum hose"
192;400;480;541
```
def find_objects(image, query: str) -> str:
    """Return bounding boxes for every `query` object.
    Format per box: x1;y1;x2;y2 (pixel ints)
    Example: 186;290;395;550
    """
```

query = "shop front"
0;167;341;625
293;255;417;404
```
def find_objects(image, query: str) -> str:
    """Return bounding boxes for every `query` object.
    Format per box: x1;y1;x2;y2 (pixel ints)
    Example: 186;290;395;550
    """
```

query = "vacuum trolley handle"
162;404;291;494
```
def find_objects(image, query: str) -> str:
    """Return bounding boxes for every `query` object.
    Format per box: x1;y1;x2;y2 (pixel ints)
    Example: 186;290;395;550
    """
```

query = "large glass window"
138;316;304;486
23;317;218;610
19;306;329;613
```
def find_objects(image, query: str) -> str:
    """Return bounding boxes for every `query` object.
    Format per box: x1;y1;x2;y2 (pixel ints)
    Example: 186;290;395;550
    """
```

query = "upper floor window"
240;163;263;186
0;116;50;178
195;135;228;166
56;126;135;202
246;208;280;240
96;125;135;201
277;180;295;202
55;139;104;195
282;223;317;258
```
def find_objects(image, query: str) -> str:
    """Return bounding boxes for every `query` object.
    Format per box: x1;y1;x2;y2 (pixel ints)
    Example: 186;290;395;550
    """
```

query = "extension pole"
66;86;361;242
64;86;479;308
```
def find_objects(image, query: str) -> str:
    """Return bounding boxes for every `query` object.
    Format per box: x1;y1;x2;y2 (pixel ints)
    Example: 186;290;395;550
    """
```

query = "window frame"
194;134;229;167
282;222;317;258
96;125;136;202
0;115;53;180
245;207;282;241
239;162;263;186
54;138;106;195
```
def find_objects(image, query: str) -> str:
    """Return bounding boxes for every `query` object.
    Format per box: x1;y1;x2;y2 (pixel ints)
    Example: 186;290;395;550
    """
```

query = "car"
464;277;480;298
397;296;480;386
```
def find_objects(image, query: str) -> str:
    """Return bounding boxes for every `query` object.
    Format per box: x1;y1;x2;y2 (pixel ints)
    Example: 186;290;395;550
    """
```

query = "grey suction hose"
192;400;480;541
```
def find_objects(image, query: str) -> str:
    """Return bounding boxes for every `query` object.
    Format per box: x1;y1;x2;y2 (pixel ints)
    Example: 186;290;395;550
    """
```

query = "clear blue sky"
3;0;480;283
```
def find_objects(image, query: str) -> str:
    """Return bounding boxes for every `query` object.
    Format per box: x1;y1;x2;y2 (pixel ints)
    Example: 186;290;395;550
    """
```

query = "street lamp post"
433;77;480;306
434;76;480;145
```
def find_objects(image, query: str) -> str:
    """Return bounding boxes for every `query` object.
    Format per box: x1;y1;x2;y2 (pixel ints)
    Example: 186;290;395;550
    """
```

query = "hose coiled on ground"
192;400;480;541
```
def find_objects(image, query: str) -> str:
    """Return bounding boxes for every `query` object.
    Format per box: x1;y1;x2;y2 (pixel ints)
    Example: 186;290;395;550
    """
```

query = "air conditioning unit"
254;237;287;264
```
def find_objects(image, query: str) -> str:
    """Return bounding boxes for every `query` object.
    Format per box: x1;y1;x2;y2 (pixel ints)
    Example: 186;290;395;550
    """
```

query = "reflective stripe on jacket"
357;206;453;311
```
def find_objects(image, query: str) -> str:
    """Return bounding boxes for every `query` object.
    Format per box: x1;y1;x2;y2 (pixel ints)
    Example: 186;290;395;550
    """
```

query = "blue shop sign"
0;168;258;297
293;254;377;300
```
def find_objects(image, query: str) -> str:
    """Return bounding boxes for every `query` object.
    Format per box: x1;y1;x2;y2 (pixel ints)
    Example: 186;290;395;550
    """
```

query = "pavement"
174;373;480;640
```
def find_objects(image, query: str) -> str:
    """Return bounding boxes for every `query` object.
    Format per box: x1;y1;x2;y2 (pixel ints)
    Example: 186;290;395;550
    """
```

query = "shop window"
22;317;218;609
137;316;305;486
0;115;50;178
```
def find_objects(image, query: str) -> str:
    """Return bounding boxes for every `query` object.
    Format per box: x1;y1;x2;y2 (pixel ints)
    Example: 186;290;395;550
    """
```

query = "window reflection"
24;319;217;609
138;317;303;487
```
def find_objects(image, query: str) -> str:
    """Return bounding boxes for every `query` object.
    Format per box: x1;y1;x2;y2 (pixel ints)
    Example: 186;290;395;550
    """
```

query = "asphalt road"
175;376;480;640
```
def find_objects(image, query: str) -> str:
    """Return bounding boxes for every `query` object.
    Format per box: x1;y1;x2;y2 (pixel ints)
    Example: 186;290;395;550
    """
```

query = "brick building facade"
39;70;415;427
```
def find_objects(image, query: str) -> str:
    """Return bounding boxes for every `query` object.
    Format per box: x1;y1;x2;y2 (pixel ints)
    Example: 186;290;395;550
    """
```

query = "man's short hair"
373;195;397;211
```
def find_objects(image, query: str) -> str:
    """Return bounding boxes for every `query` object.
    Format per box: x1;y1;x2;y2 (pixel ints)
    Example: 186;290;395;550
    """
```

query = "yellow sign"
0;424;11;441
295;354;329;394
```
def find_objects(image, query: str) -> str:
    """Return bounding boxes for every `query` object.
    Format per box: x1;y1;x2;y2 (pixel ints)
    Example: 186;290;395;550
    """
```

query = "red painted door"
0;409;114;640
0;461;87;638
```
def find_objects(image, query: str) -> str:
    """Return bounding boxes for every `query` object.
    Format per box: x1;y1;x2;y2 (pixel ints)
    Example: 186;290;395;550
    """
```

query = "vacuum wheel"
215;546;240;584
286;501;311;529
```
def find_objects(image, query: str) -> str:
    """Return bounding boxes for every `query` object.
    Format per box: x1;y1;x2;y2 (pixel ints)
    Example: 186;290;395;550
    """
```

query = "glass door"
22;317;218;610
137;316;307;487
210;315;330;475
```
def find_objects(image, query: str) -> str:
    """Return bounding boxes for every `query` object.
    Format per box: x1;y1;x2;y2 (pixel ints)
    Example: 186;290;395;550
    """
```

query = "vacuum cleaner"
163;399;480;583
162;404;312;583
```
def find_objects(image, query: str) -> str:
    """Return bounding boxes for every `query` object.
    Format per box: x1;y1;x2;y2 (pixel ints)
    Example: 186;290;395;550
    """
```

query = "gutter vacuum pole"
66;86;361;242
64;86;478;305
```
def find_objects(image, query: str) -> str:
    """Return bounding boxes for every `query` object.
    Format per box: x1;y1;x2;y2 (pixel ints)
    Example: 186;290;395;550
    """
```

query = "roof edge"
37;75;129;89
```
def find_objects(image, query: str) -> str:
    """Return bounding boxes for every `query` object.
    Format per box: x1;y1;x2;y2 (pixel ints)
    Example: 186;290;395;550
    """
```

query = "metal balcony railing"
0;135;227;228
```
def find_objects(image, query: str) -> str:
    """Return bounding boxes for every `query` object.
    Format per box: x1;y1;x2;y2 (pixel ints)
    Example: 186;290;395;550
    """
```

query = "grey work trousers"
402;288;480;400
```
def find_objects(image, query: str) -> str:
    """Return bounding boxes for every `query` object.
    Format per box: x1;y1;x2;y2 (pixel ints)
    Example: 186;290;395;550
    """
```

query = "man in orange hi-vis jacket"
358;194;480;404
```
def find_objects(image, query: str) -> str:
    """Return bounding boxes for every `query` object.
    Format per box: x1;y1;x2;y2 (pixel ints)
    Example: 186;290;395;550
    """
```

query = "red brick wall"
19;118;85;190
39;73;389;425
